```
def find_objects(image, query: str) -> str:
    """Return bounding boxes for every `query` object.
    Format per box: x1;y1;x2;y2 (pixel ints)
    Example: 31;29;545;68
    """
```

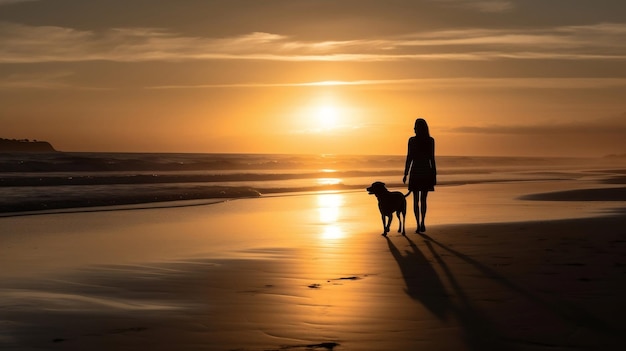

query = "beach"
1;162;626;350
3;0;626;349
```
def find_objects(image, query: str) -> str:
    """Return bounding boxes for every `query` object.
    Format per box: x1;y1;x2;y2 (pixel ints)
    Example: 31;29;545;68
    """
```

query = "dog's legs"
398;212;406;235
381;214;388;235
396;211;402;233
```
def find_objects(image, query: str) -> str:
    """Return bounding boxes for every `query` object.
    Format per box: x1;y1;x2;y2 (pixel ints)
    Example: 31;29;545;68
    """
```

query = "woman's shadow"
385;235;449;321
386;234;508;350
389;231;625;350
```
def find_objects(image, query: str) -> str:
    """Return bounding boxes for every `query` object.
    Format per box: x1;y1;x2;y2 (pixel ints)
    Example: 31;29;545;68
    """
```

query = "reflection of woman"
403;118;436;233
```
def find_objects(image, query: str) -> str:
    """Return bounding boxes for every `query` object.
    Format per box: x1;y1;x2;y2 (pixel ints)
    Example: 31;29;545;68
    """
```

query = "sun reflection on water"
316;178;342;186
321;225;344;240
316;193;345;240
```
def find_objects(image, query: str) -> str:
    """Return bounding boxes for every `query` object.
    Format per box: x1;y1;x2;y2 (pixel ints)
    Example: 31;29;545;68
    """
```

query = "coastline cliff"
0;138;57;153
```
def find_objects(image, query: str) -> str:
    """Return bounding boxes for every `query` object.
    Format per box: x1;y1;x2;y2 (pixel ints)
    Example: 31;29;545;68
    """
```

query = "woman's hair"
414;118;431;140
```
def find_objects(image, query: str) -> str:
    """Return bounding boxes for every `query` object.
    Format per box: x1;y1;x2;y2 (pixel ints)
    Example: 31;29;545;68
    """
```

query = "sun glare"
316;105;339;130
317;193;346;240
290;94;355;135
321;225;344;240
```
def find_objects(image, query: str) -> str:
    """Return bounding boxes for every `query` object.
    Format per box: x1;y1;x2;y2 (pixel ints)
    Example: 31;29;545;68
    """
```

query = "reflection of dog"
366;181;408;236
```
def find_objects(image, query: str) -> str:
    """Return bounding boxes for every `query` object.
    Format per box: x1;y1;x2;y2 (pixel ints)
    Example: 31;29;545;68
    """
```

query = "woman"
403;118;436;233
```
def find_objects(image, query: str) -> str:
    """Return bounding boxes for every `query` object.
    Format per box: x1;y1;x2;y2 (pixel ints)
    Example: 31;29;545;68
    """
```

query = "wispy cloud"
0;71;106;90
447;114;626;135
430;0;515;13
409;77;626;90
148;79;393;89
1;21;626;63
0;0;39;5
147;78;626;90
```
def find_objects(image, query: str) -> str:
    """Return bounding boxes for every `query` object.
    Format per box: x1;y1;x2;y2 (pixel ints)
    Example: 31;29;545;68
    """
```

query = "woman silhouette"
403;118;436;233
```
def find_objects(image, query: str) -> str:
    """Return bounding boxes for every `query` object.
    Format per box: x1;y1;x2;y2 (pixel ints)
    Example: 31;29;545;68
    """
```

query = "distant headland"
0;138;57;153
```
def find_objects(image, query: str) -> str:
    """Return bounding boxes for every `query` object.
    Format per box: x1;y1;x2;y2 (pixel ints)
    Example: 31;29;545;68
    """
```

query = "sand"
1;176;625;350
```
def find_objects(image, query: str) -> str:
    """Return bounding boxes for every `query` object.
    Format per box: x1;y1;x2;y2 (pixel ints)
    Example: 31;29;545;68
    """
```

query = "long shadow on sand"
414;231;625;349
385;235;449;321
386;235;508;350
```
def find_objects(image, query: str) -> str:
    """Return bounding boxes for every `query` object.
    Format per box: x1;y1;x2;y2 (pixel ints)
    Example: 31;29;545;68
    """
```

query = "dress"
405;136;436;192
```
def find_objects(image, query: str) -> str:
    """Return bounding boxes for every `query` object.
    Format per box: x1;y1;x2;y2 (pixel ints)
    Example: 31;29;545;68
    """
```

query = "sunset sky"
1;0;625;156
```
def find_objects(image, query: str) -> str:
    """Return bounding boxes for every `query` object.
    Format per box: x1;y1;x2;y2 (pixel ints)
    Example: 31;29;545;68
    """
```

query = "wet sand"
1;176;625;350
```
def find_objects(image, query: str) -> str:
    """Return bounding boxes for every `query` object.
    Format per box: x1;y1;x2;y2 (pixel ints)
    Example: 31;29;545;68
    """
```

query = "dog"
366;181;409;236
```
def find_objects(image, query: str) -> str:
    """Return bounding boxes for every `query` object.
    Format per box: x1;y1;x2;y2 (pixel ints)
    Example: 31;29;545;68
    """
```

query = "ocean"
0;152;619;215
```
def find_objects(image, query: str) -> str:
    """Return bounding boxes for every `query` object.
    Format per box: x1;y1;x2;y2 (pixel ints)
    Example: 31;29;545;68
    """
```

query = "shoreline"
1;174;626;350
2;153;624;217
2;208;625;350
2;173;624;217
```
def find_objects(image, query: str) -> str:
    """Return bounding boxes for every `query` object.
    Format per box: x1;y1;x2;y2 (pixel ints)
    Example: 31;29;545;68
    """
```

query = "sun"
315;105;339;130
289;94;353;134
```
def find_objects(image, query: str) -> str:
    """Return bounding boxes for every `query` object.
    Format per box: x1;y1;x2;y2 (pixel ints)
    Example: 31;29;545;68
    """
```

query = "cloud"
0;72;72;89
404;77;626;90
146;77;626;90
446;114;626;135
0;71;106;90
1;21;626;63
0;0;38;5
430;0;515;13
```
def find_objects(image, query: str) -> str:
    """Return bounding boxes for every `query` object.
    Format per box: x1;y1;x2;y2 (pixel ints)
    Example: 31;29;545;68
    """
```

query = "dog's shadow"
386;235;509;349
385;235;449;321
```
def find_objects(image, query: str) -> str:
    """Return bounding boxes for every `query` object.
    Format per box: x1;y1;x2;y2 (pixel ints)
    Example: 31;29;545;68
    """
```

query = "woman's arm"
403;138;413;183
431;138;437;185
430;138;436;172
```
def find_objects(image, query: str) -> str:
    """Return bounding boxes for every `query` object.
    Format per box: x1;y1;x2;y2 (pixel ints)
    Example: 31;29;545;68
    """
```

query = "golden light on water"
317;193;342;221
321;225;344;240
317;178;342;186
316;193;345;240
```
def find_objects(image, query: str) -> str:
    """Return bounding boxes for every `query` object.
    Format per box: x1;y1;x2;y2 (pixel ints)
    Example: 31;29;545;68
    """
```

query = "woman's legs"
412;191;420;233
419;191;429;232
413;190;430;233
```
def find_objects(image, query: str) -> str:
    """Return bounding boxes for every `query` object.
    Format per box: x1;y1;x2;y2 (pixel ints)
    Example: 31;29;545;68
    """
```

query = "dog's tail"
404;190;412;197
